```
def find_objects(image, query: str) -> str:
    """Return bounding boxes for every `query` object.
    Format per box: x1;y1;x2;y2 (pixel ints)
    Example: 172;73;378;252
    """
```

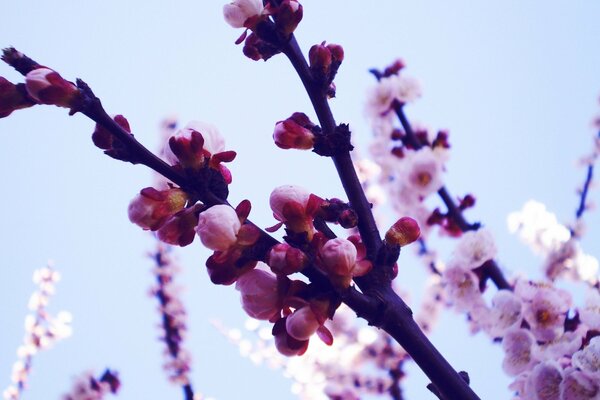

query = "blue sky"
1;1;600;399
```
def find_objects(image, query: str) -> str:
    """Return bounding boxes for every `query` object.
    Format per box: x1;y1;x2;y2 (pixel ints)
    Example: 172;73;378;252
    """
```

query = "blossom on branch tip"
273;112;316;150
128;187;188;231
24;67;81;109
196;205;241;251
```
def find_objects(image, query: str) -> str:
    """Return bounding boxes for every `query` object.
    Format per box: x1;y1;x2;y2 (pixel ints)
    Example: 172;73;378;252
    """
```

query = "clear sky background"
1;1;600;399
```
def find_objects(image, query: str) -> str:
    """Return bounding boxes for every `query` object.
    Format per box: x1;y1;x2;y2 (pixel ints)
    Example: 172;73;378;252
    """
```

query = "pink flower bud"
196;205;241;251
0;77;34;118
286;307;320;341
268;243;308;275
273;112;316;150
319;238;357;278
269;185;311;222
128;188;188;231
223;0;263;29
273;317;309;356
163;121;225;167
385;217;421;246
24;68;80;108
235;268;281;320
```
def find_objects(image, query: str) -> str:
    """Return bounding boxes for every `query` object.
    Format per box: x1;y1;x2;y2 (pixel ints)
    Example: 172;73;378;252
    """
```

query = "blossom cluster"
3;264;72;400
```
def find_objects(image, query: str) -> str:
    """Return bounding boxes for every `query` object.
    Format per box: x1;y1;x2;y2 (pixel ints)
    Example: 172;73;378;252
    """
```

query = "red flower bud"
267;243;308;275
0;77;34;118
25;68;81;109
273;112;315;150
272;0;303;37
385;217;421;246
91;115;132;161
128;187;188;231
236;268;281;321
157;204;202;247
273;317;309;356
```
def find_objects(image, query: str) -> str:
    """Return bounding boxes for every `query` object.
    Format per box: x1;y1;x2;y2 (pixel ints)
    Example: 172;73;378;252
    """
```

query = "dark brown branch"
279;35;480;400
281;37;383;262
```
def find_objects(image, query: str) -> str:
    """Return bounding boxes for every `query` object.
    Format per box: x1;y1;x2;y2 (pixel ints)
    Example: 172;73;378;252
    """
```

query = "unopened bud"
157;204;201;247
92;115;132;161
128;187;188;231
272;0;303;36
286;307;320;341
319;238;357;278
385;217;420;246
196;204;241;251
163;121;225;168
24;68;81;108
269;185;311;222
273;112;316;150
268;243;308;275
236;268;281;321
309;43;332;77
0;78;34;118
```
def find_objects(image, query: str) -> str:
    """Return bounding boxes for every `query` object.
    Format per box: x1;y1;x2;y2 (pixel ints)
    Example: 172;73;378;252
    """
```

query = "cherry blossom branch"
3;45;478;398
281;37;384;262
392;101;511;291
277;33;479;400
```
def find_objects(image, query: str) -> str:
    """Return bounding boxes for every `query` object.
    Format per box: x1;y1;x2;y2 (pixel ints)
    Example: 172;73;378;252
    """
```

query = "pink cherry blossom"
482;290;523;338
522;286;571;343
453;228;497;270
559;368;600;400
502;328;538;376
400;148;444;198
